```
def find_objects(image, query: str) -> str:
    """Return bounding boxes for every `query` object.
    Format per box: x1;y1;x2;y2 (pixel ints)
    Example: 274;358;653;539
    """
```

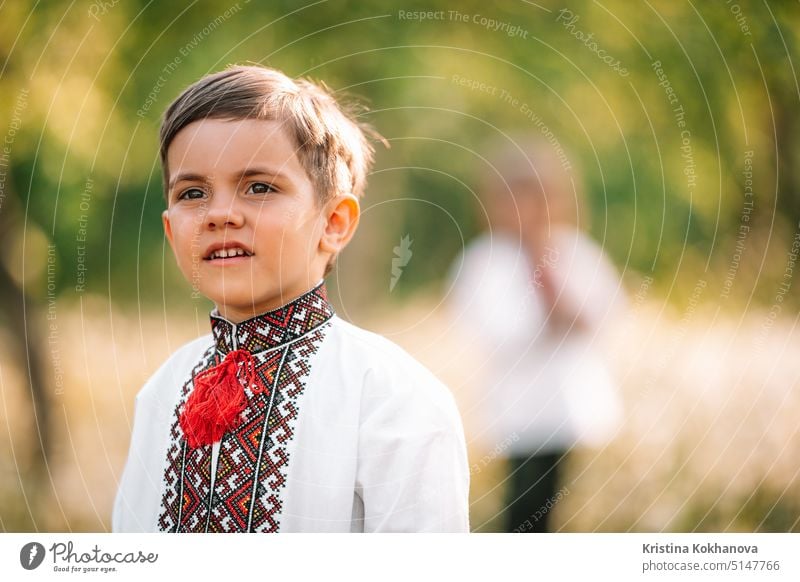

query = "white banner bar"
1;533;798;581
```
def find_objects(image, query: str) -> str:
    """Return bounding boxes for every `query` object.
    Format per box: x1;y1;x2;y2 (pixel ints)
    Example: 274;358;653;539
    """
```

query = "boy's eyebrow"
235;166;290;183
168;167;291;190
169;172;209;190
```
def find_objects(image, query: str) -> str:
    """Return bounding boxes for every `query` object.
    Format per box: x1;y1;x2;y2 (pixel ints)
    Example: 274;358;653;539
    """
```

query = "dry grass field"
1;291;798;532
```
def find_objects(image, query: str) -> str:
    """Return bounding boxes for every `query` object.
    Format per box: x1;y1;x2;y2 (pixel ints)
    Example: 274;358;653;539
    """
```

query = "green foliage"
1;0;798;311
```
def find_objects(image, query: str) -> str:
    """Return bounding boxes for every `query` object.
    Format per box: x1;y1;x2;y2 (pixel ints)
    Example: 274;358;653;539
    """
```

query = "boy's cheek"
169;214;205;244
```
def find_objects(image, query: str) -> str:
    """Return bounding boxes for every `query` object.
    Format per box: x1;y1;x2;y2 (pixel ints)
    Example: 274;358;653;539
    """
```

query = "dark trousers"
504;452;566;533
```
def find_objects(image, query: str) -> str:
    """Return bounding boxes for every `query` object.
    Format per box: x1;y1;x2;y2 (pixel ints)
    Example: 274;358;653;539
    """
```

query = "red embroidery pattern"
158;346;216;532
157;283;333;533
207;349;283;532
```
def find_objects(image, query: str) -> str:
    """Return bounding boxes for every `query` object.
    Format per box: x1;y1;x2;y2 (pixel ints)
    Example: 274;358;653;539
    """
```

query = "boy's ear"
162;210;175;249
319;193;360;255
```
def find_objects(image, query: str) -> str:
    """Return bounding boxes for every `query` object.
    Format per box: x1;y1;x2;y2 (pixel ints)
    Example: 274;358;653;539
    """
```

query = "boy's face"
162;118;334;323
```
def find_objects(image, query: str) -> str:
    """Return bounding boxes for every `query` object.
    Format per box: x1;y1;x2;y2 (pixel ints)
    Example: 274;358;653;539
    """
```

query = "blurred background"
1;0;799;532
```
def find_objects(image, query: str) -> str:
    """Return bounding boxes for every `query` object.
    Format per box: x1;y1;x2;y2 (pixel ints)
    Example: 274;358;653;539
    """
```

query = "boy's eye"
178;188;206;200
248;182;277;195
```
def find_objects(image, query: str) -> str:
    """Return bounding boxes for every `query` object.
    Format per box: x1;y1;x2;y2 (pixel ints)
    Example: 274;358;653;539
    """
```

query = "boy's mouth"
203;243;254;261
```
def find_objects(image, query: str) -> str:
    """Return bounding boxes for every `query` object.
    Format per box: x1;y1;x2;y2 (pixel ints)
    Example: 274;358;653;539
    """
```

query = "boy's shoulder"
135;317;459;415
327;315;432;376
325;316;459;417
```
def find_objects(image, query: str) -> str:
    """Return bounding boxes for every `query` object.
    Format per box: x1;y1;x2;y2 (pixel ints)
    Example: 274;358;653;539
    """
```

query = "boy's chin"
210;294;270;310
206;290;291;317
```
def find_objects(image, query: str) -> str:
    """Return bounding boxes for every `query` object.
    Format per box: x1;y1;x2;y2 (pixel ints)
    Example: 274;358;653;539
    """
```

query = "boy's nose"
204;196;244;229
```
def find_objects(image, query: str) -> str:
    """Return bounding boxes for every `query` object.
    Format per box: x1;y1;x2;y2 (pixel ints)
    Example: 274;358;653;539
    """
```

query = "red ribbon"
179;349;267;449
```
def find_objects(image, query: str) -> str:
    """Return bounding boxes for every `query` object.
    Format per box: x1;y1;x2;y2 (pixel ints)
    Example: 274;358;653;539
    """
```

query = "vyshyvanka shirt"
112;282;470;532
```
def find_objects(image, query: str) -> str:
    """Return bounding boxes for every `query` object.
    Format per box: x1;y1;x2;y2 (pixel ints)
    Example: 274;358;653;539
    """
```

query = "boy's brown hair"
159;64;383;204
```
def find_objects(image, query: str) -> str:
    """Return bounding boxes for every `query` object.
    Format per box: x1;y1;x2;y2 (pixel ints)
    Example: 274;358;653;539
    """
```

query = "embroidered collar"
209;281;334;355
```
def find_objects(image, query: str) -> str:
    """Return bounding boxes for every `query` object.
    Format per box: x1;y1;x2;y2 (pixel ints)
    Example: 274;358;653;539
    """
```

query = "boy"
112;64;470;533
447;137;623;532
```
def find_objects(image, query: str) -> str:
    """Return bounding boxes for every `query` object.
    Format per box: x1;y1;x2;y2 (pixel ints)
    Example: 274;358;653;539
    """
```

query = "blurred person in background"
447;136;626;532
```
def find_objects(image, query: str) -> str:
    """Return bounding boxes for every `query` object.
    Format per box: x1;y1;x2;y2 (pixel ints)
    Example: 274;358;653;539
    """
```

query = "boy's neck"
214;279;326;324
209;280;333;355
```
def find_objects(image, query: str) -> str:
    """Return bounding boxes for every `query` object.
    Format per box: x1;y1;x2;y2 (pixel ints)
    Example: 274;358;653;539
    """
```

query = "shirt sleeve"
446;234;546;348
354;361;471;532
548;227;627;333
112;392;150;532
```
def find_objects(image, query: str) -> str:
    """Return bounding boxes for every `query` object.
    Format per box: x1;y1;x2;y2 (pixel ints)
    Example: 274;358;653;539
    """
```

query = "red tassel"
179;349;265;449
